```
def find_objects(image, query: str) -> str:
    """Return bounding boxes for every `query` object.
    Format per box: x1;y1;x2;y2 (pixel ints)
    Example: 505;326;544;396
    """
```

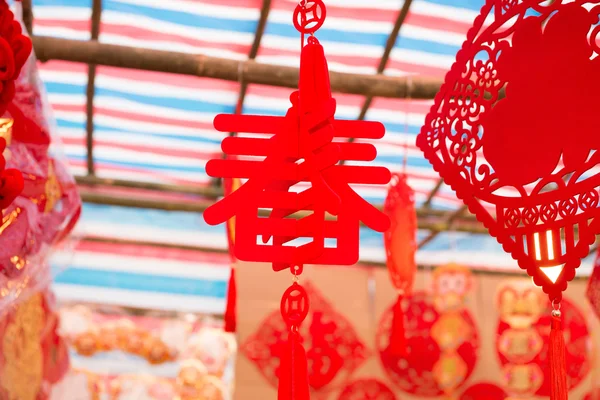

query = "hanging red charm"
383;173;416;357
0;1;31;210
416;2;600;399
223;174;240;333
203;1;390;398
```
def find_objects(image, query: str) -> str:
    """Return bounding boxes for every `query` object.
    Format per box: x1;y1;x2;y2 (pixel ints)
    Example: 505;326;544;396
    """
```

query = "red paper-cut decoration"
337;379;397;400
416;0;600;303
241;281;369;395
416;3;600;398
496;290;591;397
383;173;417;357
377;291;479;397
459;382;507;400
586;248;600;321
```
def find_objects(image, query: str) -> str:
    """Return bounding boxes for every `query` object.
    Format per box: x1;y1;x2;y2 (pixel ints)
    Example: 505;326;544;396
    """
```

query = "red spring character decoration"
203;1;391;398
0;1;31;210
416;2;600;399
383;173;416;357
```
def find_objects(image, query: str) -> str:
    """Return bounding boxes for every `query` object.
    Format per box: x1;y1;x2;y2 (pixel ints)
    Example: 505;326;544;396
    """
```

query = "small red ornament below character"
416;2;600;399
203;1;390;399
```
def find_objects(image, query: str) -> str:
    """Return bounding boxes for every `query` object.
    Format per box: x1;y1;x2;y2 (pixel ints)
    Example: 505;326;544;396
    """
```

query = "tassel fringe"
387;294;407;357
549;311;568;400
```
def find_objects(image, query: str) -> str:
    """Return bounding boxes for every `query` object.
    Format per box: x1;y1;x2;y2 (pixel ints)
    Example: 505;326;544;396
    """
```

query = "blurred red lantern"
383;173;417;356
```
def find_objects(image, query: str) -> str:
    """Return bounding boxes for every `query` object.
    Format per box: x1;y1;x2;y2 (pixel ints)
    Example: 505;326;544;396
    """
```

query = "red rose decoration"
0;166;23;209
0;1;31;117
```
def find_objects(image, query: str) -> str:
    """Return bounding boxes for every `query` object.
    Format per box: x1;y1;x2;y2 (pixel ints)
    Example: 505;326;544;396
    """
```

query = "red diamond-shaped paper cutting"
241;281;369;394
416;1;600;302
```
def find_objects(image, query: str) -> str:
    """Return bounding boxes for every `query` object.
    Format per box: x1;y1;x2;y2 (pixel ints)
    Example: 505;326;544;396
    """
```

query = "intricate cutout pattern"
416;0;600;301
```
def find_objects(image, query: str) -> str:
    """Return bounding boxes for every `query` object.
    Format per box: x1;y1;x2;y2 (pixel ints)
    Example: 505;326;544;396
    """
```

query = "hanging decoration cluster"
0;1;31;210
416;2;600;399
203;0;391;398
383;173;416;357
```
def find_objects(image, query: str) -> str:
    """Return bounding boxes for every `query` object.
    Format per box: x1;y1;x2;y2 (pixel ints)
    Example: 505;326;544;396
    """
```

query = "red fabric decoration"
460;382;507;400
241;281;369;396
377;291;479;397
586;248;600;321
416;3;600;397
416;0;600;302
337;379;397;400
383;173;416;357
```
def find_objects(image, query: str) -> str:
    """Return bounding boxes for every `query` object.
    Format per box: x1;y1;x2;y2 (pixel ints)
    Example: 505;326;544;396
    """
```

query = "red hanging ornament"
416;2;600;399
223;174;240;333
203;1;390;397
241;281;369;395
0;1;31;210
383;173;416;357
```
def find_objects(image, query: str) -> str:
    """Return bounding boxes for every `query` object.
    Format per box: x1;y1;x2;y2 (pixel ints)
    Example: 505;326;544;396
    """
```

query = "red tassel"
224;267;237;333
549;312;568;400
278;331;310;400
387;294;407;357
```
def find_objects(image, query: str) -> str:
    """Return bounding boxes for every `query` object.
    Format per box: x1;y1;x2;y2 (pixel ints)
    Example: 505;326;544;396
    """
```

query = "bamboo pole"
78;189;487;234
32;36;442;99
